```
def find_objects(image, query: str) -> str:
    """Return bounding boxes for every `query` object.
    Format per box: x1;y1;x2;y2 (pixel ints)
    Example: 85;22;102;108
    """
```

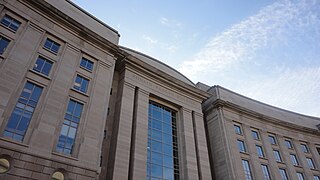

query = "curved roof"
120;46;195;87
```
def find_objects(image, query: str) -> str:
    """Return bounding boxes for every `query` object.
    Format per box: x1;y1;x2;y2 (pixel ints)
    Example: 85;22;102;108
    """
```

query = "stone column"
129;88;149;179
107;81;135;180
180;107;199;180
192;111;212;179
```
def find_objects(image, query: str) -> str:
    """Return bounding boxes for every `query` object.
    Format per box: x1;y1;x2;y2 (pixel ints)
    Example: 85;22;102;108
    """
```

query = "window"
80;57;93;71
273;150;282;162
256;145;264;158
297;172;305;180
3;82;42;142
279;169;288;180
314;175;320;180
238;140;246;153
301;144;309;153
1;15;21;32
44;38;60;53
0;36;10;55
251;130;260;140
56;99;83;155
317;147;320;155
261;164;271;180
290;154;299;166
33;56;53;76
269;135;277;145
146;101;179;180
242;160;253;180
307;158;315;169
73;75;89;93
285;139;293;149
234;124;242;135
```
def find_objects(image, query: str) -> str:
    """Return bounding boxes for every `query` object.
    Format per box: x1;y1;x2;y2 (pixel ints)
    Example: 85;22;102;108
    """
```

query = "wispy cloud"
142;34;158;44
160;17;182;28
178;0;319;79
241;66;320;117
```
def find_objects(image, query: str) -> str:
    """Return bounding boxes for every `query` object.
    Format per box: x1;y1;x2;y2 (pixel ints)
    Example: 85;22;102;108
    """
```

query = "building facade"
0;0;319;180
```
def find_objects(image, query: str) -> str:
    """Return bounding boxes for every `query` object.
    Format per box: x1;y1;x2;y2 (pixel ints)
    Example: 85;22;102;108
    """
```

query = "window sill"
80;66;93;73
0;24;18;33
29;69;51;80
43;47;58;55
0;137;29;148
71;88;89;97
258;156;267;160
52;152;78;161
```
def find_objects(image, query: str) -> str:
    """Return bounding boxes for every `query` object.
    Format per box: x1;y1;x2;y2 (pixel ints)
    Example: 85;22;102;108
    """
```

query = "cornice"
204;99;320;135
19;0;121;56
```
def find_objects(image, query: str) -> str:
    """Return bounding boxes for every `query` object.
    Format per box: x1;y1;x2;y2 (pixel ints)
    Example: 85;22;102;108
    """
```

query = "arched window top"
52;171;64;180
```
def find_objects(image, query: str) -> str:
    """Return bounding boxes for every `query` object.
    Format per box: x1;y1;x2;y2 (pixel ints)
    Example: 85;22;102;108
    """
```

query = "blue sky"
73;0;320;117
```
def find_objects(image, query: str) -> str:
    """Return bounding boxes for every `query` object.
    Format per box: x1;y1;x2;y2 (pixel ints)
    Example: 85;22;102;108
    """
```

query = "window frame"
73;74;90;94
285;139;294;149
0;35;10;55
290;154;299;166
301;143;309;153
237;139;247;153
80;57;94;72
256;145;265;158
43;38;61;54
242;159;253;180
279;168;288;180
273;149;282;162
261;164;271;180
268;134;277;145
0;14;21;32
296;172;305;180
306;157;316;169
32;56;54;77
234;124;242;135
251;130;260;140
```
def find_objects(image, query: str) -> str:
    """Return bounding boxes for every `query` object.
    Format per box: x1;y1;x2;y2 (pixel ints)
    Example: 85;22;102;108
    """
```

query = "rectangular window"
301;144;309;153
285;139;293;149
242;160;253;180
73;75;89;93
80;57;94;71
1;15;21;32
238;140;246;153
290;154;299;166
307;158;315;169
234;124;242;135
251;130;260;140
0;36;10;55
33;56;53;76
314;175;320;180
3;82;42;142
269;135;277;145
273;150;282;162
44;38;60;53
297;172;305;180
256;145;264;158
146;101;179;180
279;169;288;180
56;99;83;155
317;147;320;155
261;164;271;180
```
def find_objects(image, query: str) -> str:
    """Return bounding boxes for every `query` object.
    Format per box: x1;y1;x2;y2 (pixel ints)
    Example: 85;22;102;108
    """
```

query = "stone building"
0;0;319;179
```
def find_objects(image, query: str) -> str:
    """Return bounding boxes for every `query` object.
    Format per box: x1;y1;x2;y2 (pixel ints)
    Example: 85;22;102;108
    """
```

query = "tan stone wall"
0;1;116;179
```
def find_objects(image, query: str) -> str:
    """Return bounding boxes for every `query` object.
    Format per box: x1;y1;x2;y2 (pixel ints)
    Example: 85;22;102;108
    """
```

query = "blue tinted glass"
81;78;88;92
44;39;52;49
87;61;93;71
152;120;162;131
10;20;20;31
80;58;87;67
42;61;52;76
1;16;10;27
151;164;162;178
74;103;83;117
0;37;10;54
147;102;178;179
163;167;174;180
151;140;162;153
4;82;42;142
33;58;44;72
30;86;43;102
151;152;162;165
51;43;60;53
1;15;21;31
151;130;162;141
67;100;75;114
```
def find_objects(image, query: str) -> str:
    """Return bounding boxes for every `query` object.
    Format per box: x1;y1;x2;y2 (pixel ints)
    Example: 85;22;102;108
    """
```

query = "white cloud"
178;0;319;79
240;66;320;117
142;34;158;44
160;17;182;28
